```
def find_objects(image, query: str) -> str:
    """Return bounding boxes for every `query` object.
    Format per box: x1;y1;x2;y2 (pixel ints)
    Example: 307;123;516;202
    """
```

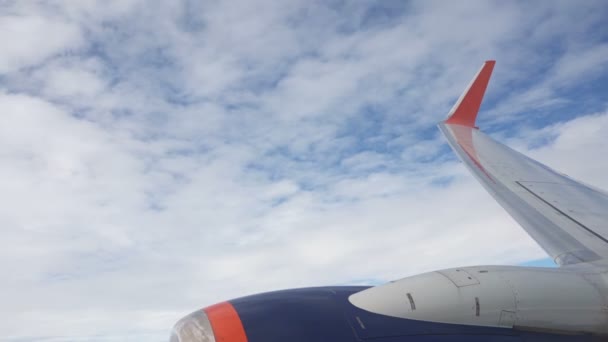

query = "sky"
1;0;608;341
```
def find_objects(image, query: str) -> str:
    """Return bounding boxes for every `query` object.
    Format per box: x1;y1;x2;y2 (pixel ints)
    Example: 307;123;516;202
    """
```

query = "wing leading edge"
439;61;608;266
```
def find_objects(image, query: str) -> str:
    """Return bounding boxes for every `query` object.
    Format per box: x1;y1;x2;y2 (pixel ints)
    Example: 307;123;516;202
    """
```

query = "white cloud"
41;61;107;99
0;1;607;341
0;15;83;73
528;111;608;190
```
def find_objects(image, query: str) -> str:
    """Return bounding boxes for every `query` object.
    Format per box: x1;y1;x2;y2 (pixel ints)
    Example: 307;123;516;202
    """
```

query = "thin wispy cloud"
1;1;607;340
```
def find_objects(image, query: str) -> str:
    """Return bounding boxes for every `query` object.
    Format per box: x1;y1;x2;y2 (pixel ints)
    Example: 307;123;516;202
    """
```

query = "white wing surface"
439;61;608;266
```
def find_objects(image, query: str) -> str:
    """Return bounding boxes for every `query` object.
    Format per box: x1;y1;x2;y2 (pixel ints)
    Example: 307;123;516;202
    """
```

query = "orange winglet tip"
444;60;495;127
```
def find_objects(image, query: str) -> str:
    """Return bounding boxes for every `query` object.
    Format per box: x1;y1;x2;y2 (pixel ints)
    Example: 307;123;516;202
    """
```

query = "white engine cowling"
349;265;608;334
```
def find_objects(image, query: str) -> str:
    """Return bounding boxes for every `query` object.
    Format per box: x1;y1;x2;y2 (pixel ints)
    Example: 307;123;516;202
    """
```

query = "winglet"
444;60;495;127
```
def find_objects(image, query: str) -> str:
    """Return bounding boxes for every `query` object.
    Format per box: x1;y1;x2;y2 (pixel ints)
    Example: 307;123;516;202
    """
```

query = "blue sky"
1;1;608;341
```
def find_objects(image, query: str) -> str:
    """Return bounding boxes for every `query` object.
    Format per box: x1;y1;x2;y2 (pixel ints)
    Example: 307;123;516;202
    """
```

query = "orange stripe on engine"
204;301;248;342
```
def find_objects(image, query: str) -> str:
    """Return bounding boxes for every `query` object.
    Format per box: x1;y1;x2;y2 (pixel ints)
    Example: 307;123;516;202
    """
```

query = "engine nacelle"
349;265;608;334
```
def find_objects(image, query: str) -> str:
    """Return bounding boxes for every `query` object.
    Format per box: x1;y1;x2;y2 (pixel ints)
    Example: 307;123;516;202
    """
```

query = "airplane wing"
439;61;608;266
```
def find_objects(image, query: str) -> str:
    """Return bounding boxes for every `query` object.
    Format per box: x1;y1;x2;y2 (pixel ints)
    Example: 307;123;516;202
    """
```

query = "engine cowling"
349;265;608;335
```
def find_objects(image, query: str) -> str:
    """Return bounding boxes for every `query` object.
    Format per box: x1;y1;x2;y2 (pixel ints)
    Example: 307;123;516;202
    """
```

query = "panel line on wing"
516;181;608;245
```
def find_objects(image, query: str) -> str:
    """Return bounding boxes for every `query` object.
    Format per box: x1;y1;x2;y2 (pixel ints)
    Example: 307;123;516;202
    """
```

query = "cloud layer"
1;1;607;340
